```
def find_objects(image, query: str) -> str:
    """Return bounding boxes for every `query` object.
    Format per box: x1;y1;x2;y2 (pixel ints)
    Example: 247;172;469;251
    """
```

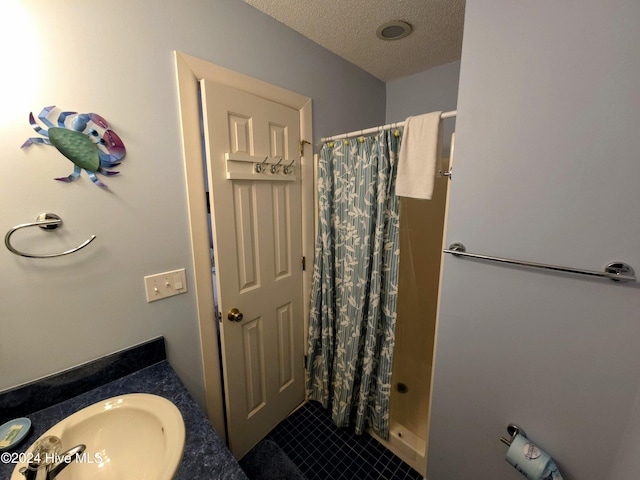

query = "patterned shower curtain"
306;130;401;440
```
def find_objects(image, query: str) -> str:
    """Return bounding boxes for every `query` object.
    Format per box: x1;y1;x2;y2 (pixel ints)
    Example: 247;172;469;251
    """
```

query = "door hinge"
300;140;310;156
301;256;306;271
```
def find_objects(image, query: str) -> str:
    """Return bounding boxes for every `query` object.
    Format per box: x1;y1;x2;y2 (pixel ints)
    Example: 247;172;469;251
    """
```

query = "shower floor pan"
368;422;427;477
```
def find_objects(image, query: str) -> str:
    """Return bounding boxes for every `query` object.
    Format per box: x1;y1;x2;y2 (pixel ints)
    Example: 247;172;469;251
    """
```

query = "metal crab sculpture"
21;106;126;187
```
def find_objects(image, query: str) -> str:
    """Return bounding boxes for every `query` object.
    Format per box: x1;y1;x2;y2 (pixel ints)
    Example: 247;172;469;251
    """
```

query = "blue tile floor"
266;401;423;480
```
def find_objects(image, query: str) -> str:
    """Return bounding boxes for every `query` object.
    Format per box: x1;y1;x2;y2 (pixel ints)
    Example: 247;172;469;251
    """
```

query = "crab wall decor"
21;106;126;187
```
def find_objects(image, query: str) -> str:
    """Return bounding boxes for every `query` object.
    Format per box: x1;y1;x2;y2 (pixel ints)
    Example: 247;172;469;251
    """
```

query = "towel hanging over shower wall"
395;111;442;200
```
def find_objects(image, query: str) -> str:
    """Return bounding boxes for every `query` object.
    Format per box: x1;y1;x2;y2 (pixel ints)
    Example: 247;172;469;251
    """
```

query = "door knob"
227;308;244;322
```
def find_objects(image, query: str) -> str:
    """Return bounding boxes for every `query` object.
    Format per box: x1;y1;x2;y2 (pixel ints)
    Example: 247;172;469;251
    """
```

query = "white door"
200;79;305;459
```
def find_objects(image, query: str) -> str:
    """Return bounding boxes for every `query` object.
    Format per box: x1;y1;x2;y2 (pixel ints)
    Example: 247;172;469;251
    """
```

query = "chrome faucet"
19;442;87;480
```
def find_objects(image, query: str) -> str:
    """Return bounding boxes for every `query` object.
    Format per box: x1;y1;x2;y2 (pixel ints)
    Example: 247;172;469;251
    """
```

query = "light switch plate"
144;268;187;302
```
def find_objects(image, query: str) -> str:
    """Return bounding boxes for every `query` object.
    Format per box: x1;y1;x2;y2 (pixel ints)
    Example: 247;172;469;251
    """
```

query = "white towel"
396;112;442;200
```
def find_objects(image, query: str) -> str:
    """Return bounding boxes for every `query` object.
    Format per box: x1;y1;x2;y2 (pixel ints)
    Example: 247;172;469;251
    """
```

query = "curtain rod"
320;110;457;143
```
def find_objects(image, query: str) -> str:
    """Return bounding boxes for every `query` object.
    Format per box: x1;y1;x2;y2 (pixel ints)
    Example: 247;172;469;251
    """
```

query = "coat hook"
255;156;269;173
284;159;295;175
270;157;283;174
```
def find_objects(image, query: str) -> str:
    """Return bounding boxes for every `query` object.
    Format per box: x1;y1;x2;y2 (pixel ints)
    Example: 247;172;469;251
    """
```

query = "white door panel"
200;80;304;459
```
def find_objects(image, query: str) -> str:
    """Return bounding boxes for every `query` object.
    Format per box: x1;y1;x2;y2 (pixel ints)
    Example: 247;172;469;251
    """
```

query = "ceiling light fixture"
376;20;413;41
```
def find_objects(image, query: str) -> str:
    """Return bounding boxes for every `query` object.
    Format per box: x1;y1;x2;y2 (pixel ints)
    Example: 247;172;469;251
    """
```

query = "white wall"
385;60;460;124
0;0;385;407
386;61;460;156
428;1;640;479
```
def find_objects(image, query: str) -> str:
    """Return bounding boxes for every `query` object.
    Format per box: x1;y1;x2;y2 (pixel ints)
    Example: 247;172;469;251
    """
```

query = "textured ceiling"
243;0;466;82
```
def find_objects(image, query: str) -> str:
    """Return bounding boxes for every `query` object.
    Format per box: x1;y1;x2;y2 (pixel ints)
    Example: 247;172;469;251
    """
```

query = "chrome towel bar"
444;242;636;283
5;213;96;258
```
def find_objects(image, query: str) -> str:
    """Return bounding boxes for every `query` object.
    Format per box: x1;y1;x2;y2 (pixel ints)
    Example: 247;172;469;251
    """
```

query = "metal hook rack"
225;153;297;181
5;213;96;258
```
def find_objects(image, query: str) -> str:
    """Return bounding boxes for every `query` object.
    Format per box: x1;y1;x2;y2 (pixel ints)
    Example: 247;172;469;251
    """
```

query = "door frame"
174;51;314;437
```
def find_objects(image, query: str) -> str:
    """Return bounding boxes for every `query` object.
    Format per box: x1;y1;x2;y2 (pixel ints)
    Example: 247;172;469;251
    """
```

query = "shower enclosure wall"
370;155;451;476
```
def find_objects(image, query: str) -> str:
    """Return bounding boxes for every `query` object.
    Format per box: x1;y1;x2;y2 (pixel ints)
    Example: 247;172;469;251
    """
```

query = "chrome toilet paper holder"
500;424;526;446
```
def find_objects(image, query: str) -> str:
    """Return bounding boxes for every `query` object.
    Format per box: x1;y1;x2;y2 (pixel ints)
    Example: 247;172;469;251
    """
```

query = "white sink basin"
12;393;185;480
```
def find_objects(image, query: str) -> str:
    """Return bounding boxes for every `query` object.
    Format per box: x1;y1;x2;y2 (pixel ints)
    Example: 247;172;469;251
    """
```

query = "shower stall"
313;122;454;476
374;155;451;476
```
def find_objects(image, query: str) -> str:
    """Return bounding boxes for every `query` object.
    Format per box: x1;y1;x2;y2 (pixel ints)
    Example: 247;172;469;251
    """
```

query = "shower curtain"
306;130;401;440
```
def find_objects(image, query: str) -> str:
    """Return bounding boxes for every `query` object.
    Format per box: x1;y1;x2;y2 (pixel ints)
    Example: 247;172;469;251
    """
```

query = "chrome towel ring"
5;213;96;258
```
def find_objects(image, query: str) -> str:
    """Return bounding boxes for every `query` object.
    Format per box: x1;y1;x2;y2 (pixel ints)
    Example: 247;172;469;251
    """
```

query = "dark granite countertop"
0;360;248;480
